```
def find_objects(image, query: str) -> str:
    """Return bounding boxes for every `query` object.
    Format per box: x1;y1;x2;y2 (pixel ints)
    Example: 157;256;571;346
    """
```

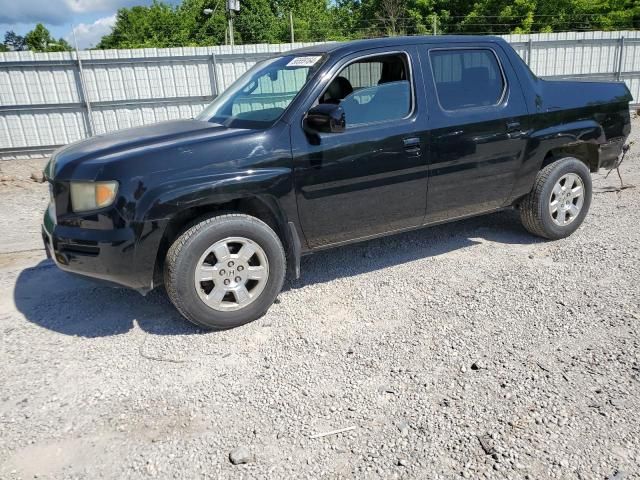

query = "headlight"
70;181;119;212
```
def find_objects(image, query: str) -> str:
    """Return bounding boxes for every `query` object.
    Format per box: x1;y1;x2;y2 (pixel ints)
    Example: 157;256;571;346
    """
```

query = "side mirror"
303;104;346;134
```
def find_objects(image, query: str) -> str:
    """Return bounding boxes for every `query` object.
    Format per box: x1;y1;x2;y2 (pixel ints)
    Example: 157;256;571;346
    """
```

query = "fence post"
616;35;625;81
210;52;220;97
75;51;95;137
289;11;295;44
527;38;533;66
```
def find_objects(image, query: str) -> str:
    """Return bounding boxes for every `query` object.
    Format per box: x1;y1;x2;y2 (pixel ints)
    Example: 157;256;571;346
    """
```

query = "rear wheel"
520;157;592;240
164;213;286;330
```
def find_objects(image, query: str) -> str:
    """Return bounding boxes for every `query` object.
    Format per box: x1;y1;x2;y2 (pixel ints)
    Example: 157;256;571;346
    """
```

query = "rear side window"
430;49;505;110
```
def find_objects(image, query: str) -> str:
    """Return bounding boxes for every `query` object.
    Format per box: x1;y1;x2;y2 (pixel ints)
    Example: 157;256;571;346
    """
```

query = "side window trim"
428;46;508;113
315;50;417;129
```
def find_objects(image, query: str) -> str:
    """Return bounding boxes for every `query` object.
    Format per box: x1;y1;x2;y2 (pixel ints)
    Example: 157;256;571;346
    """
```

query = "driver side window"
319;53;412;127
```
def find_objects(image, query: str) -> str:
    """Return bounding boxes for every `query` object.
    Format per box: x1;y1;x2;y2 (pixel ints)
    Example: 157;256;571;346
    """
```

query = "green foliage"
233;0;280;43
4;31;27;51
6;0;635;52
177;0;228;46
97;2;183;48
24;24;72;52
457;0;639;34
283;0;340;41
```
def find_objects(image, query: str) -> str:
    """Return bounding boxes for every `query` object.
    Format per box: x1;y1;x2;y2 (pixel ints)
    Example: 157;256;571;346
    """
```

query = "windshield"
197;54;326;129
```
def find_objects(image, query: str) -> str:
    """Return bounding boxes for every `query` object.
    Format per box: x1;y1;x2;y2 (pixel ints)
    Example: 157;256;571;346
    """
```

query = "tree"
377;0;407;35
279;0;341;42
98;2;181;49
4;31;26;51
25;24;72;52
92;0;640;48
176;0;228;46
234;0;280;43
332;0;363;40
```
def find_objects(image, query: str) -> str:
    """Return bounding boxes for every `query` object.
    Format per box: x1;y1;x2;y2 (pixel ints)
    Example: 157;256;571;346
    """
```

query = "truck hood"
47;119;248;180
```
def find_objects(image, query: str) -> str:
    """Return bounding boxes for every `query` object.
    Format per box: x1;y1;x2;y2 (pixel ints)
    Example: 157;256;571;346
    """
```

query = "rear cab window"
429;48;506;111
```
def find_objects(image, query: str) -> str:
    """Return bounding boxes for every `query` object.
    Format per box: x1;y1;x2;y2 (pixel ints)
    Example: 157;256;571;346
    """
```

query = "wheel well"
152;197;288;286
542;143;599;172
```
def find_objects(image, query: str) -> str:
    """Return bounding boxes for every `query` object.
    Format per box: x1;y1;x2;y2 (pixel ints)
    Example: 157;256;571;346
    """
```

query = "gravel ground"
0;118;639;480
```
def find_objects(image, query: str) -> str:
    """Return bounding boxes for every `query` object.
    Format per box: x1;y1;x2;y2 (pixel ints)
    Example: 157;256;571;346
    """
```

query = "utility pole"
289;11;295;43
228;11;234;47
432;15;437;35
226;0;240;47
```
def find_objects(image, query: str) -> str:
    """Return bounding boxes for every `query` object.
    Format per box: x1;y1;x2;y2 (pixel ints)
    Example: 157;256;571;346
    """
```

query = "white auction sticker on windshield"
286;56;322;67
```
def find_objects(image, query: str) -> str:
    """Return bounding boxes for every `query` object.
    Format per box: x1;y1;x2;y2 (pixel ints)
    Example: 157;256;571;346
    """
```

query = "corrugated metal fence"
1;31;639;160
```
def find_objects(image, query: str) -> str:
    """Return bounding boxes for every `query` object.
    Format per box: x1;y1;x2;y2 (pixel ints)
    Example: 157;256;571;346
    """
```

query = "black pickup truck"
42;36;632;330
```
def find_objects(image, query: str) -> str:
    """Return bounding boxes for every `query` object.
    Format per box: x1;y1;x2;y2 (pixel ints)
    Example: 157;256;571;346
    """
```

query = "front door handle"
403;137;421;153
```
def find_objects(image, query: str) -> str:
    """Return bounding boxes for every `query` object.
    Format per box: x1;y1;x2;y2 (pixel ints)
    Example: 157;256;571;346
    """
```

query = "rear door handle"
506;120;524;139
436;130;464;140
403;137;421;153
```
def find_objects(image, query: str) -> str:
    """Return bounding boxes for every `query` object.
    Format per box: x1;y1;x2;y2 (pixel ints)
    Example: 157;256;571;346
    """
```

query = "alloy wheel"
549;173;585;226
194;236;269;311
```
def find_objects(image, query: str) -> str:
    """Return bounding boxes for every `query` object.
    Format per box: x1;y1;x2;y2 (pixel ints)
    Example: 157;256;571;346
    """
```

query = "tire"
520;156;592;240
164;213;286;330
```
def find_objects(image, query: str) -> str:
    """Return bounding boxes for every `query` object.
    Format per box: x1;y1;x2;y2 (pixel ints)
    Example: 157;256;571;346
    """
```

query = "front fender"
137;167;293;223
130;166;300;288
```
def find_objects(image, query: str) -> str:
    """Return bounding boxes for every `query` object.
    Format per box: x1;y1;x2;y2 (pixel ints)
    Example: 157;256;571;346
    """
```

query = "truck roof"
288;35;508;56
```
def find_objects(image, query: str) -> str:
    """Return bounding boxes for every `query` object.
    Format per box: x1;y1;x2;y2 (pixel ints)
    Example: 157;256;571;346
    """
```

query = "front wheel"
520;157;592;240
164;213;286;330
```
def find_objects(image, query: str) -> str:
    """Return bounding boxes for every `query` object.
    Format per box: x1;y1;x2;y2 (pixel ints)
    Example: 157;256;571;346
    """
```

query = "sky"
0;0;174;49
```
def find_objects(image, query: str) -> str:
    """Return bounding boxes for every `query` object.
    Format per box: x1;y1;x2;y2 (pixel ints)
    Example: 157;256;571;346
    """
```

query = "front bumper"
42;206;157;294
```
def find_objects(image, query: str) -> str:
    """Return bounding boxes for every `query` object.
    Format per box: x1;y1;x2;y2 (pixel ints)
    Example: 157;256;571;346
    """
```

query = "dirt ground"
0;120;639;480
